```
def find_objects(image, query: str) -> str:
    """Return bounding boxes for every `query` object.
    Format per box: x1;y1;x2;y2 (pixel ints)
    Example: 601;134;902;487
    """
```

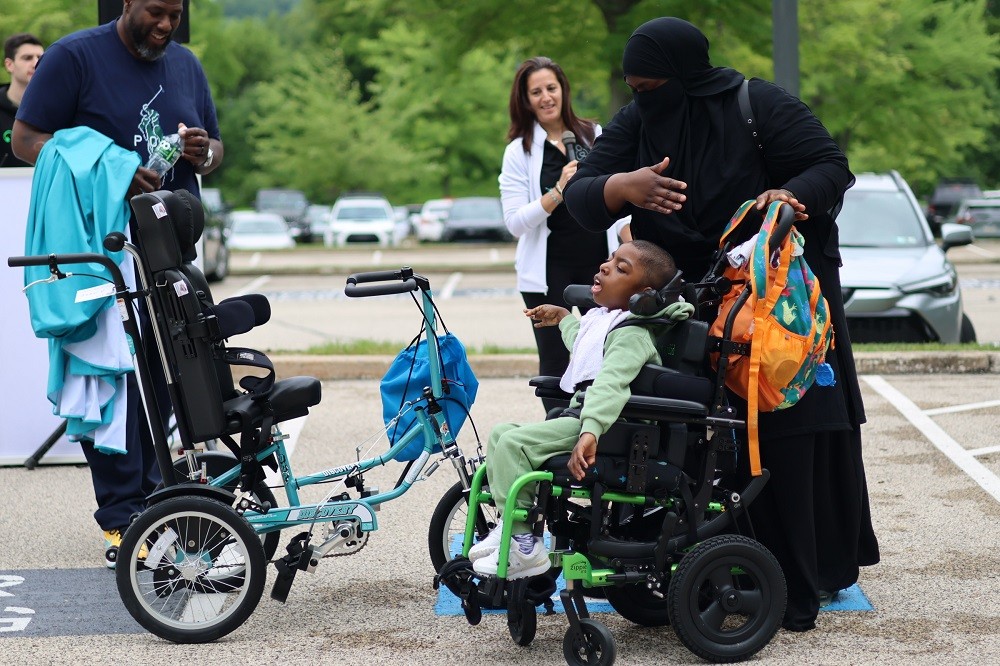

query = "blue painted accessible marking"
435;580;872;616
0;569;143;637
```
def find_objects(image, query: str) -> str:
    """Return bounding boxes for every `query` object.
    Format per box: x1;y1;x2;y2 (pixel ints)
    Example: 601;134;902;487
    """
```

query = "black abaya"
564;16;879;630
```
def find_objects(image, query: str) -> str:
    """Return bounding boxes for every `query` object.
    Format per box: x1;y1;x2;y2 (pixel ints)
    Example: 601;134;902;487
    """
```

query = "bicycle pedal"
270;558;297;603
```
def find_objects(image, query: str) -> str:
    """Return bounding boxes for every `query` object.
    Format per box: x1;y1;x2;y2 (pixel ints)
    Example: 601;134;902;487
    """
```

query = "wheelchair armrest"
619;395;709;421
529;375;573;400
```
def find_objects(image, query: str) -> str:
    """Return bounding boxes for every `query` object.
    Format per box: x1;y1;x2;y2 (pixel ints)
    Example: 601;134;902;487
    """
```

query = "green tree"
242;49;426;204
801;0;1000;194
362;22;514;200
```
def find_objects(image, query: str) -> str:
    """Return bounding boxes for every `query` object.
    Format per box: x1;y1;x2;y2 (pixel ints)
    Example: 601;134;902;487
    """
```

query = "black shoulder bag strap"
739;78;846;220
738;79;763;153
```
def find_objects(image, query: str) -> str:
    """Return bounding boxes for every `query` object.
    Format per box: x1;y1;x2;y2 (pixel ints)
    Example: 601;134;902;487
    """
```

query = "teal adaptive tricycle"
9;189;496;644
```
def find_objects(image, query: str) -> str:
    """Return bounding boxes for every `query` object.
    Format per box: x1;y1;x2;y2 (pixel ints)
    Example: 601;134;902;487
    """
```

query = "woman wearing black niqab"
565;17;879;632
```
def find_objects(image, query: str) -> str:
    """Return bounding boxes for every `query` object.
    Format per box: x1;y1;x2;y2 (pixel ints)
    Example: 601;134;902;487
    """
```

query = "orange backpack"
709;200;834;476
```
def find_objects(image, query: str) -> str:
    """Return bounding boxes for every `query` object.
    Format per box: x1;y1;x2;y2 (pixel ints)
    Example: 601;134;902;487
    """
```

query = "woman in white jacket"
499;56;629;413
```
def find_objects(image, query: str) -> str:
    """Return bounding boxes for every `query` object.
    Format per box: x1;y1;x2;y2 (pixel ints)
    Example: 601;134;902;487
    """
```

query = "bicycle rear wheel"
116;496;266;643
171;451;280;561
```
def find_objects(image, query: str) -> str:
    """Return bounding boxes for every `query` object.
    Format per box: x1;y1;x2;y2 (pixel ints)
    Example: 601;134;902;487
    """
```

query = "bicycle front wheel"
428;480;498;571
116;496;266;643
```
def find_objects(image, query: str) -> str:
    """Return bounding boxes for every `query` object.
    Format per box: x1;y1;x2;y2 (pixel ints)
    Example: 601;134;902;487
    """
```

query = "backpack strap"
719;199;759;247
745;201;796;477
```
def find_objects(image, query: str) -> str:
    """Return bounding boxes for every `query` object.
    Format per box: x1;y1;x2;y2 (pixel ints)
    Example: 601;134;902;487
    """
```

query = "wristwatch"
200;147;215;169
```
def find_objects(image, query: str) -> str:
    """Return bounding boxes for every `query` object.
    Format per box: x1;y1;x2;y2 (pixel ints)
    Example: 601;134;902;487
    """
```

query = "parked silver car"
838;171;976;343
952;198;1000;239
324;194;397;247
440;196;512;242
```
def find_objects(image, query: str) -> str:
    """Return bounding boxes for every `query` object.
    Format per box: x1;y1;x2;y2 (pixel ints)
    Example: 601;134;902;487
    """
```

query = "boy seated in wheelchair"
471;240;694;579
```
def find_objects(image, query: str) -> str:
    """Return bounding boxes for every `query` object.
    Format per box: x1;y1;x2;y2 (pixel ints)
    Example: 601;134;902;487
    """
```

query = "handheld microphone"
561;131;579;162
561;130;589;162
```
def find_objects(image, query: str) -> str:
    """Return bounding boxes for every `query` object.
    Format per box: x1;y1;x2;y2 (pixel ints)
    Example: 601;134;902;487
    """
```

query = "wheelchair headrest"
628;271;686;316
130;188;206;270
131;190;183;273
164;189;205;263
563;271;689;317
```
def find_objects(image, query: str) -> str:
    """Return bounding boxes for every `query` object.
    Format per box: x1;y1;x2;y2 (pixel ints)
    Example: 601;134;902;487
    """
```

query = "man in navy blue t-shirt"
12;0;224;568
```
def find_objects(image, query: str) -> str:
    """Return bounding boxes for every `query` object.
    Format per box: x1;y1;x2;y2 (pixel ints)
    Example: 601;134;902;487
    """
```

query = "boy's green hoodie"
558;301;693;442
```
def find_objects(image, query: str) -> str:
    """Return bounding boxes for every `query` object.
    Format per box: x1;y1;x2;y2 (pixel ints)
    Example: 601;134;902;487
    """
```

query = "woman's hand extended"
605;156;688;215
755;188;808;221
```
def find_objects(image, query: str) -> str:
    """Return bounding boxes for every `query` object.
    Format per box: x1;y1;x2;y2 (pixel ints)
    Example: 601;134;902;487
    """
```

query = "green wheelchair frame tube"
461;464;727;582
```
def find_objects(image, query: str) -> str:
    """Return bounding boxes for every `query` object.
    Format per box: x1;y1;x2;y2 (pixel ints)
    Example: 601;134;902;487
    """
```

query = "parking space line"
230;274;271;298
968;445;1000;457
439;272;463;300
923;399;1000;416
966;244;998;259
862;375;1000;503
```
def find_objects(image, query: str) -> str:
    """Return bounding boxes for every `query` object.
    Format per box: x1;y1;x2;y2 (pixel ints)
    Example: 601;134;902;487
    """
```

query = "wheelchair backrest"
653;318;709;376
131;189;236;443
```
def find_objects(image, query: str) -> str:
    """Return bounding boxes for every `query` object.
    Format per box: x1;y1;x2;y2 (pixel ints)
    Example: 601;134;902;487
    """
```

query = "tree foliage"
1;0;998;202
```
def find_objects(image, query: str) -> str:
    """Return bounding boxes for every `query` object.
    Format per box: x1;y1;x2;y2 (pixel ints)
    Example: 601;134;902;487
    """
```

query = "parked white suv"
324;195;397;247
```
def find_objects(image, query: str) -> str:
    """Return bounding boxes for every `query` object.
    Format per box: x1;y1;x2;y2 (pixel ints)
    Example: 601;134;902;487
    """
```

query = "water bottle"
146;132;184;177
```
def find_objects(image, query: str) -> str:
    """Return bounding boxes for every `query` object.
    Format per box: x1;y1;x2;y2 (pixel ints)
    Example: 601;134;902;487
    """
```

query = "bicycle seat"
221;376;322;435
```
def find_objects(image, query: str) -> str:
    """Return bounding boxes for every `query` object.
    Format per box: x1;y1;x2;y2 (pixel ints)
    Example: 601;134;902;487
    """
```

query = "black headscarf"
622;17;743;96
620;19;757;259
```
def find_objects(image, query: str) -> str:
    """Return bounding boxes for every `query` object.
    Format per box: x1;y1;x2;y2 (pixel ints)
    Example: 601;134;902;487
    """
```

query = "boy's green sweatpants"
485;416;582;534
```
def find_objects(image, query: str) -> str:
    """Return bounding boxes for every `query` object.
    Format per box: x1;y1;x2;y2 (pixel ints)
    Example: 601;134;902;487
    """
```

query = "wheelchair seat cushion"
222;376;322;435
540;453;683;495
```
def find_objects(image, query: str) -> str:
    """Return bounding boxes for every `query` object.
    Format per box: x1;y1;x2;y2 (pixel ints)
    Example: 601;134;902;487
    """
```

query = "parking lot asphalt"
213;239;1000;381
2;240;998;664
1;372;999;665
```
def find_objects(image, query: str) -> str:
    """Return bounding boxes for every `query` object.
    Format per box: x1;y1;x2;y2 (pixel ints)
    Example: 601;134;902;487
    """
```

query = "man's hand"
129;166;162;198
178;122;212;167
525;304;570;328
568;433;598;481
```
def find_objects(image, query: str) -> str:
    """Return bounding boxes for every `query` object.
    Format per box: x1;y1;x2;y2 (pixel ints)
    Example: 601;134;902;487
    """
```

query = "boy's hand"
525;304;570;328
568;433;598;481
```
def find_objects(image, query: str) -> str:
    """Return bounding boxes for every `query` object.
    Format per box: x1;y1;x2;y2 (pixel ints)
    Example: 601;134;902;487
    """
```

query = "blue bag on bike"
380;332;479;461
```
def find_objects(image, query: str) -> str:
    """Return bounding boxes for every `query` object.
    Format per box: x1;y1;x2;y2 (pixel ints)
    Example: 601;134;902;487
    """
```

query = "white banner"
0;168;84;465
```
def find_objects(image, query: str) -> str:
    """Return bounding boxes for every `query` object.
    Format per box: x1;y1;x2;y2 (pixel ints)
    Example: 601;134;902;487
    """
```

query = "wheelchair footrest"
434;557;483;626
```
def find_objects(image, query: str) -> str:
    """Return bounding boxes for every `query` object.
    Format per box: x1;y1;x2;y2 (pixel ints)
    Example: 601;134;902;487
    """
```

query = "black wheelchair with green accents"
434;274;788;666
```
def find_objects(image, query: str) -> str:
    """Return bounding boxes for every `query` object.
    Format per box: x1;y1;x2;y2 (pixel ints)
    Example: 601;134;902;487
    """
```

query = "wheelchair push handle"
345;266;423;298
8;251;128;291
767;202;796;255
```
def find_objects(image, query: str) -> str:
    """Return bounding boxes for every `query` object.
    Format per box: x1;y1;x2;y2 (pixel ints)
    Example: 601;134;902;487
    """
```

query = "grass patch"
296;339;536;355
286;340;997;356
852;342;999;352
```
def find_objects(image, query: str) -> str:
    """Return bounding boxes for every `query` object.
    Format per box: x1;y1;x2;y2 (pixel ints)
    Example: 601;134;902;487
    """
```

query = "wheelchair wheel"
428;480;498;572
604;583;670;627
171;451;280;562
562;618;617;666
507;598;537;646
116;496;266;643
667;534;785;663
